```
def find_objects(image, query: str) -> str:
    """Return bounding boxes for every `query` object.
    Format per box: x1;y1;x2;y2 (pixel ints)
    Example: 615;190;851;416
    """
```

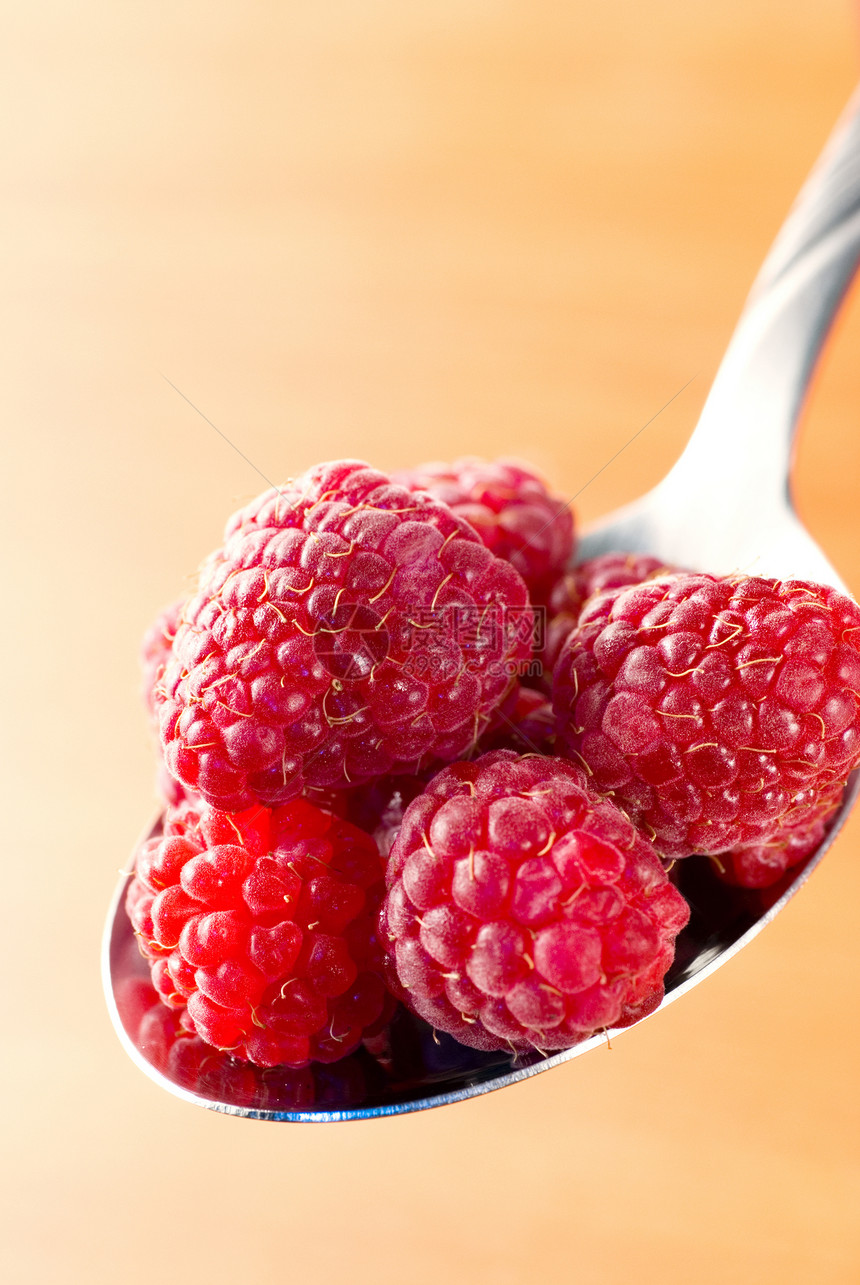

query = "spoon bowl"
104;87;860;1120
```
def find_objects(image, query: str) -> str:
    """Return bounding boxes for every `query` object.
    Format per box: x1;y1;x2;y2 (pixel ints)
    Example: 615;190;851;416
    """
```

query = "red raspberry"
553;574;860;860
125;796;388;1067
542;554;683;686
143;607;357;815
394;457;574;605
379;750;689;1052
155;460;531;811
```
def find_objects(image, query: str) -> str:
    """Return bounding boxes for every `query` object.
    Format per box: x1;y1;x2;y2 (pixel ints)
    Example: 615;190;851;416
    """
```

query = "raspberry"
155;460;531;811
379;749;689;1052
394;457;574;605
125;796;388;1067
542;554;683;686
553;574;860;861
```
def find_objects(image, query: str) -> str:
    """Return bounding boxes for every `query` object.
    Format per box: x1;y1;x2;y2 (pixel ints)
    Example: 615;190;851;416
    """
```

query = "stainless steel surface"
104;86;860;1121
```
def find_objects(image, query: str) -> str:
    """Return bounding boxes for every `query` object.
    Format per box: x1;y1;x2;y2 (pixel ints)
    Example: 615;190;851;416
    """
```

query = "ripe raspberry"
379;750;689;1052
394;457;574;605
553;574;860;860
125;796;388;1067
155;460;531;811
542;554;683;686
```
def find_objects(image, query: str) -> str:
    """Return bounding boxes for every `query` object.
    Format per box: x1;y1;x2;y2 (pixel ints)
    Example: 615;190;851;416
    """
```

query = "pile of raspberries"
129;456;860;1068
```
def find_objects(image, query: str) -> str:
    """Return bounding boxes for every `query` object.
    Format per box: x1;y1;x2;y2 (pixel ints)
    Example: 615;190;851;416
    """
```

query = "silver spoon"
104;86;860;1120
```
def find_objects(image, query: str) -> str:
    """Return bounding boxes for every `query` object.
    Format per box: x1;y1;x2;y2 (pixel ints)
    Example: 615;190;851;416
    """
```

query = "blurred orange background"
2;3;860;1282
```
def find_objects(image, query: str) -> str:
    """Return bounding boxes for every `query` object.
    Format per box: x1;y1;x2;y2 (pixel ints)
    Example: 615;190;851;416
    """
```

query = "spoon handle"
664;85;860;515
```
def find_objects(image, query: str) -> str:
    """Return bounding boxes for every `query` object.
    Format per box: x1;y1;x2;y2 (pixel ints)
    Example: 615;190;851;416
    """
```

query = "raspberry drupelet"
125;797;388;1067
394;457;574;605
154;460;532;811
379;750;689;1052
553;573;860;867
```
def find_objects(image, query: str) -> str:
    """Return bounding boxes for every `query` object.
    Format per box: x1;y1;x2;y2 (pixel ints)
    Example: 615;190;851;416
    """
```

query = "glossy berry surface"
125;797;387;1067
394;456;574;605
154;460;531;811
553;574;860;859
379;750;689;1052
